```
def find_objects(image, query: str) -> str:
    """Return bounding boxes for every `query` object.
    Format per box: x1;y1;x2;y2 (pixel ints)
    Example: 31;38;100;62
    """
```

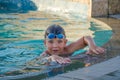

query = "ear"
44;40;46;46
64;39;68;44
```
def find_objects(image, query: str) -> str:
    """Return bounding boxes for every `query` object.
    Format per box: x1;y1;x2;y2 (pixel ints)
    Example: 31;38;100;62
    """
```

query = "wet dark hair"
44;24;66;38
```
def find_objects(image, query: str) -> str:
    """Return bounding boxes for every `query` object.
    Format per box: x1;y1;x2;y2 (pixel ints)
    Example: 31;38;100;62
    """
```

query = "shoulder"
40;51;50;57
65;36;86;53
59;47;73;57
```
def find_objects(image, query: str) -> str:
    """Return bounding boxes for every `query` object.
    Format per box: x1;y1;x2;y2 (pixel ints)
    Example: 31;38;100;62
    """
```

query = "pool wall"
92;0;120;17
32;0;120;18
32;0;91;20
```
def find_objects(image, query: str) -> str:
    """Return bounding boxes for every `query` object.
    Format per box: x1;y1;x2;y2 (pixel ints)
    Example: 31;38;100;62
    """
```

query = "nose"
53;42;58;47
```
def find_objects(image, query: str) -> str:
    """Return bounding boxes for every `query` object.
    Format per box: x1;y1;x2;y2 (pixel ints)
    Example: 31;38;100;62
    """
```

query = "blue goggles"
47;33;65;39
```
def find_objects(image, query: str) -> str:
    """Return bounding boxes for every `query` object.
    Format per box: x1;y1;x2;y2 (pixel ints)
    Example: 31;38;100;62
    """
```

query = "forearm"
84;36;96;47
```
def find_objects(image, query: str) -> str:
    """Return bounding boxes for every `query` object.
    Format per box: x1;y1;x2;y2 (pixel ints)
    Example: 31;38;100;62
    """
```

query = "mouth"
52;50;59;53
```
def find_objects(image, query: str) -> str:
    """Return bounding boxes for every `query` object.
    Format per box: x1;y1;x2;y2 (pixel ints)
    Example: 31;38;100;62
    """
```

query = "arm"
47;55;71;64
26;51;71;66
84;36;105;54
66;36;105;54
39;51;71;65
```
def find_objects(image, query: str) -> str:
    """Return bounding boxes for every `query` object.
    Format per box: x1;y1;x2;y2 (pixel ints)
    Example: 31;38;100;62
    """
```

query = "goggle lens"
47;33;64;39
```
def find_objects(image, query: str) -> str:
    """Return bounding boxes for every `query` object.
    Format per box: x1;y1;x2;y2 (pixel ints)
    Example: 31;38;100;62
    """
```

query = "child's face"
44;38;67;55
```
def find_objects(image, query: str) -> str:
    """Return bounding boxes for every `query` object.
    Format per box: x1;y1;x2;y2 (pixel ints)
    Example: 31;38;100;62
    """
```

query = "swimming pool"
0;11;112;79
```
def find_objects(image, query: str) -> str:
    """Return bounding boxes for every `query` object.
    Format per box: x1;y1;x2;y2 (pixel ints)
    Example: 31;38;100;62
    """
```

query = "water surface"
0;11;112;78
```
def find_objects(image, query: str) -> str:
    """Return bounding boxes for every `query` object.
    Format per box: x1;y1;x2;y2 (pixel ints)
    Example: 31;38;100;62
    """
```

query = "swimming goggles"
47;33;65;39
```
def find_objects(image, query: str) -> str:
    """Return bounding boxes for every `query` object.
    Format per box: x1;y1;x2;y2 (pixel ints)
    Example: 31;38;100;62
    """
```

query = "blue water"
0;12;113;78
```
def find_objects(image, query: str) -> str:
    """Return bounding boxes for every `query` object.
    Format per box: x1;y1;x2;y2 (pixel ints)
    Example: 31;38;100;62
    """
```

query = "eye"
58;40;63;43
48;40;53;43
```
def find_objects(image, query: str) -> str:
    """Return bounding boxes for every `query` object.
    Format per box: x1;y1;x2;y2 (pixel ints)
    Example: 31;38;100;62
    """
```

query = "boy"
40;24;105;64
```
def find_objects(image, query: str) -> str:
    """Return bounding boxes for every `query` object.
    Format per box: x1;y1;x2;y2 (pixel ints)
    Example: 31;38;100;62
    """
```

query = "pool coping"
47;56;120;80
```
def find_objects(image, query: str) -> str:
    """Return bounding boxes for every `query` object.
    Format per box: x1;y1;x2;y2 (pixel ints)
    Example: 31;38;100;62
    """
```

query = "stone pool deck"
47;17;120;80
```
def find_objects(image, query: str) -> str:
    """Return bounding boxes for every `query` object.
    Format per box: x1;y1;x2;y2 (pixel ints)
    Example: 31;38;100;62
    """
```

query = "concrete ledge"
110;14;120;19
48;56;120;80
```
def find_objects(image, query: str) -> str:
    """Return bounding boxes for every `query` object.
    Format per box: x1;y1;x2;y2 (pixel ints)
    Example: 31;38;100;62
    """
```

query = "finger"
96;48;103;53
101;48;106;53
56;59;62;64
56;58;64;64
57;58;71;64
64;58;72;63
57;58;68;64
86;50;92;54
61;58;71;64
92;49;99;54
96;47;105;53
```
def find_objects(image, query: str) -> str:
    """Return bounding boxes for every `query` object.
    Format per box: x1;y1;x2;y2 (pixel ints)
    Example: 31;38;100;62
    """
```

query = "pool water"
0;11;112;79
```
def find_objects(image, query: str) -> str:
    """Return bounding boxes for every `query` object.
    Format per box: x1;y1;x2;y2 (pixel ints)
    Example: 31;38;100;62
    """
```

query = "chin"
53;52;60;55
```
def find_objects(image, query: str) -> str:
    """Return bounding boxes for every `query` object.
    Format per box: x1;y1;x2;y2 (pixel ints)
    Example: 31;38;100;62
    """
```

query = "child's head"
44;24;66;39
44;24;67;55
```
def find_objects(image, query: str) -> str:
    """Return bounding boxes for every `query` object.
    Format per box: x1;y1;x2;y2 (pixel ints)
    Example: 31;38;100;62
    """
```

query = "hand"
86;46;105;54
49;55;71;64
